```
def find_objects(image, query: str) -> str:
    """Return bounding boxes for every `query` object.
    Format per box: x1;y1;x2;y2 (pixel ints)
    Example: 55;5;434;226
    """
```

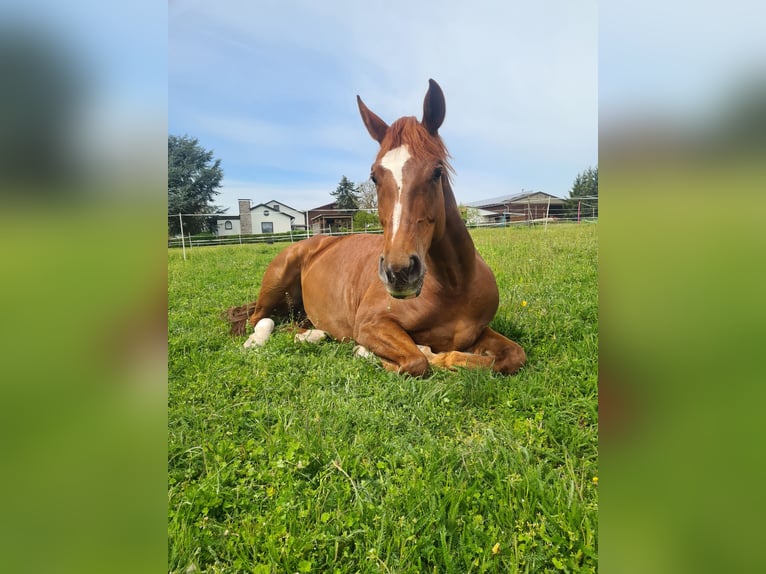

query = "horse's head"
357;79;451;299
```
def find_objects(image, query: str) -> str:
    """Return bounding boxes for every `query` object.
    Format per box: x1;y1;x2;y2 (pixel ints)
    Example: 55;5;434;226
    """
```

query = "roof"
465;191;566;208
238;199;305;214
307;201;341;212
263;199;302;212
246;204;294;222
307;202;357;215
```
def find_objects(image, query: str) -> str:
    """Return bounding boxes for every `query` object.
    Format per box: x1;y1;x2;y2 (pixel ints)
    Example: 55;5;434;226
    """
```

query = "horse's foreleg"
417;329;525;374
354;323;431;376
426;349;501;371
464;327;526;375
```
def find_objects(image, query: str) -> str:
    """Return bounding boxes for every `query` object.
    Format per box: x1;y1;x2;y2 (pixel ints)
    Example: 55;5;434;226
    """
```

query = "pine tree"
566;166;598;219
331;176;360;209
569;166;598;199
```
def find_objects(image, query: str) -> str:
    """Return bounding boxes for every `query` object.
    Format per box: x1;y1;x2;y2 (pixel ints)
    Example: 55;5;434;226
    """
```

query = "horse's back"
297;233;381;267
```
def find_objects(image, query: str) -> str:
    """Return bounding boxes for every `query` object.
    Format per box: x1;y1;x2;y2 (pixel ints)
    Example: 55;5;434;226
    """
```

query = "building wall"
251;207;293;234
216;219;242;236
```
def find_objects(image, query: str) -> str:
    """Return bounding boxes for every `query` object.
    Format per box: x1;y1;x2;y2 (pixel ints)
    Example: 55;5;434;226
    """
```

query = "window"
272;204;280;211
224;221;233;230
261;222;273;234
264;210;270;217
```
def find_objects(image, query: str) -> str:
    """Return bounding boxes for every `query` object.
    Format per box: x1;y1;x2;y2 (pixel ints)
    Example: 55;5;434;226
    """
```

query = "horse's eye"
432;166;443;182
370;173;378;185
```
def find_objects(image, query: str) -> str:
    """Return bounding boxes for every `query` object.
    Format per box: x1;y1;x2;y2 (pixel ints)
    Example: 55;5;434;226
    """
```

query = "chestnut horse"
226;79;525;376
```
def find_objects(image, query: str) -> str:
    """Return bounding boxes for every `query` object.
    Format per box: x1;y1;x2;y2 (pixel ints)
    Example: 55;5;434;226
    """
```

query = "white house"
215;199;307;236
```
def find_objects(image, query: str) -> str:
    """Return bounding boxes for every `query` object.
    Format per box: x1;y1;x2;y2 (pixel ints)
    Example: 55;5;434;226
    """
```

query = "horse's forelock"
377;117;453;177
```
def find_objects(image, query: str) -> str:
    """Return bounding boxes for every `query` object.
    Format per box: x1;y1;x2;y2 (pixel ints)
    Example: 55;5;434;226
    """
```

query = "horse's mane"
377;117;454;179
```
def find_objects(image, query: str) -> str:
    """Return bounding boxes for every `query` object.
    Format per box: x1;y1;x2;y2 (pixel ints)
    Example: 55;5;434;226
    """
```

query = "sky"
169;0;598;215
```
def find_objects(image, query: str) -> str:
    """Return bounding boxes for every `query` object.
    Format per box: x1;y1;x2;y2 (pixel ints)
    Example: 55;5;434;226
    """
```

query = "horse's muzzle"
379;254;425;299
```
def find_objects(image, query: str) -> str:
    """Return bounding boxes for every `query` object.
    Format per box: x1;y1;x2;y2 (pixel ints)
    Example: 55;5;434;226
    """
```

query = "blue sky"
169;0;597;214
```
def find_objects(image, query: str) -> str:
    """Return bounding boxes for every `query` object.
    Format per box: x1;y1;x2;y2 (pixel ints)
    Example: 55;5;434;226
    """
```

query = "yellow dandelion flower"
592;476;598;486
521;300;528;307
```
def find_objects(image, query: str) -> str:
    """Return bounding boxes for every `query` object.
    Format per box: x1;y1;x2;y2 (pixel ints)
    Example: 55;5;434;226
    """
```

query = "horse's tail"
222;301;258;336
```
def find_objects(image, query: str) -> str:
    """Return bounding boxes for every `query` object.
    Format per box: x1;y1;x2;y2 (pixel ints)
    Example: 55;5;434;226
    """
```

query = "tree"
168;135;224;235
331;176;360;210
458;204;480;226
353;178;380;230
353;209;380;231
569;166;598;199
566;166;598;219
356;178;377;210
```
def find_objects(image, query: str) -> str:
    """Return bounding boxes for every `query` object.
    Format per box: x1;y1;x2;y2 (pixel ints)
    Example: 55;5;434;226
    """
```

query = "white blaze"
380;145;411;237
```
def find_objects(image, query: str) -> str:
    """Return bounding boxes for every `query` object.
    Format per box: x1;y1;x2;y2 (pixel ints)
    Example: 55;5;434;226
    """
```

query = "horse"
225;79;526;376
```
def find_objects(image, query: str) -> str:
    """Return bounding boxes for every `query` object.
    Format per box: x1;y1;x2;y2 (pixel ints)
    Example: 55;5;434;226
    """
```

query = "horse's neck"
427;181;477;290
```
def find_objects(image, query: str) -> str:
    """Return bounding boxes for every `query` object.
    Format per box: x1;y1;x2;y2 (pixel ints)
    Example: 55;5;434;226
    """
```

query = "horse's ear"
357;95;389;144
422;79;445;135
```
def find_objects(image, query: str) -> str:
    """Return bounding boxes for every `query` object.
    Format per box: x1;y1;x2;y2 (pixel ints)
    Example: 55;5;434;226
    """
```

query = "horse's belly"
300;236;381;340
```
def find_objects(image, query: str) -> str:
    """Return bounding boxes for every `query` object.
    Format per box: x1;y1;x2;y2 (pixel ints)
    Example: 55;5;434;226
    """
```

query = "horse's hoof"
295;329;327;344
353;345;373;359
244;318;274;348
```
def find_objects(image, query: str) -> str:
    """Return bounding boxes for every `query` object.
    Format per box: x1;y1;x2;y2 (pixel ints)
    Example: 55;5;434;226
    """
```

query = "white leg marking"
417;345;436;360
380;145;411;237
353;345;373;359
294;329;328;343
244;318;275;348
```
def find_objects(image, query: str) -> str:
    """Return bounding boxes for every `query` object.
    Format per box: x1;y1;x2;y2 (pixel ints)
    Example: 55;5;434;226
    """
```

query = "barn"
465;191;567;224
306;202;356;234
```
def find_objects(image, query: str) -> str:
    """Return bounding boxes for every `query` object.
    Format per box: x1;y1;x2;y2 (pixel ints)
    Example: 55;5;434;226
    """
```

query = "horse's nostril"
379;256;396;284
379;254;424;289
409;255;422;279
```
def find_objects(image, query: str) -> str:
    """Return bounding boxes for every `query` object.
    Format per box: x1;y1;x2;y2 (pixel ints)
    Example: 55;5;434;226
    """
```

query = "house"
214;199;307;236
464;191;567;224
306;202;356;234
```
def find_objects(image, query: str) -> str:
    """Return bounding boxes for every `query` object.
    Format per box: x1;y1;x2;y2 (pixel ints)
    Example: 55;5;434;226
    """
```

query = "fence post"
577;201;581;223
179;214;187;261
544;196;551;230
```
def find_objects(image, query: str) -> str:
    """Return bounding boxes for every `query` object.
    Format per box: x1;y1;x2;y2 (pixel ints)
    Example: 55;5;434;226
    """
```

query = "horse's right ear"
422;79;445;135
357;95;389;144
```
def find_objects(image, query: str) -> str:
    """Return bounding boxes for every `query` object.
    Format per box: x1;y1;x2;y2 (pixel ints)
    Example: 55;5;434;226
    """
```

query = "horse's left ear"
422;79;445;135
357;95;389;144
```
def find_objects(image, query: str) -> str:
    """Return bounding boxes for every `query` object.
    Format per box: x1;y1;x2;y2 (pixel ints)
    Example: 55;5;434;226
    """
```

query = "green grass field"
168;223;598;573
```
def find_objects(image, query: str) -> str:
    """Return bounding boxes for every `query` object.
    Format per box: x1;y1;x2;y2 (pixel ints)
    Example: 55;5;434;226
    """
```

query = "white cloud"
170;0;597;210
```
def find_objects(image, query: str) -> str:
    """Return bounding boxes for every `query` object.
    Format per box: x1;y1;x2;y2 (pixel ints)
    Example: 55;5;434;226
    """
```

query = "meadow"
168;223;598;573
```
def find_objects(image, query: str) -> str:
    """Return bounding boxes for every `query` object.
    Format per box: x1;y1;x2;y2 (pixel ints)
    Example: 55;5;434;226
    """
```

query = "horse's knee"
498;342;526;375
399;354;430;377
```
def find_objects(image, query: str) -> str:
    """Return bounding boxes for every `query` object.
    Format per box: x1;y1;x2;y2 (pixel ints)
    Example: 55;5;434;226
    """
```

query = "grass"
168;223;598;573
